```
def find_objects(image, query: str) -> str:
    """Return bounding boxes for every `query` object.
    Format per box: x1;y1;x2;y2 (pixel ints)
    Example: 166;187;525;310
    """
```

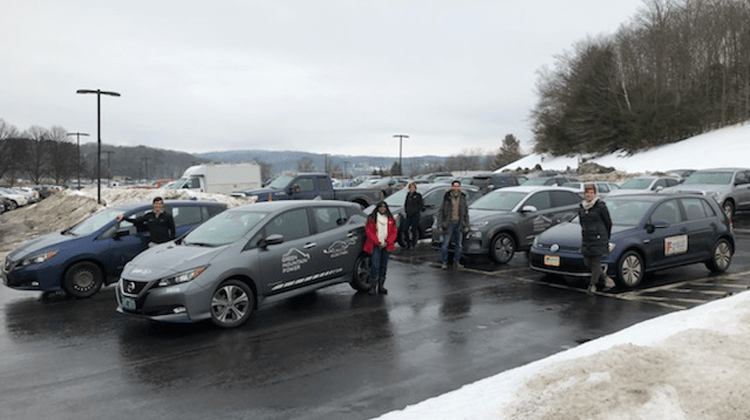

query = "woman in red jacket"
364;201;398;295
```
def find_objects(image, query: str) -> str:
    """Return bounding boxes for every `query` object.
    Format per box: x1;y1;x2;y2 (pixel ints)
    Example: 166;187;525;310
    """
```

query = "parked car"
562;181;619;197
0;187;29;209
662;167;750;219
14;187;40;204
115;200;370;328
521;176;579;187
607;175;681;196
470;172;521;194
2;200;227;298
529;193;734;288
365;183;484;247
432;186;582;264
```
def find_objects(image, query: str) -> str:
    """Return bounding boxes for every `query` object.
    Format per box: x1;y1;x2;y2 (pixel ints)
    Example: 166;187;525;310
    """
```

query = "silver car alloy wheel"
211;282;251;326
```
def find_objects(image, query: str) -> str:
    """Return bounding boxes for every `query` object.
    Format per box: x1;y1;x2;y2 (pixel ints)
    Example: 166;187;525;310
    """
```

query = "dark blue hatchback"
2;200;226;298
529;193;734;288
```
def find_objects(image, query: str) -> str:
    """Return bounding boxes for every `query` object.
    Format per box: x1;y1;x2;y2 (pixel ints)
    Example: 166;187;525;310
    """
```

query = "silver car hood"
122;243;226;280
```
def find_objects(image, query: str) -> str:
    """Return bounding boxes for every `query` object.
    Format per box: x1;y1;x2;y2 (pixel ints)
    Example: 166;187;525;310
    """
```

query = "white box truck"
169;163;262;194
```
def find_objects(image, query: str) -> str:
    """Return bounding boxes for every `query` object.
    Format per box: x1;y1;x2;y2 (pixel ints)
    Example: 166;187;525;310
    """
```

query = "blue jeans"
370;247;390;281
441;222;463;264
403;214;420;246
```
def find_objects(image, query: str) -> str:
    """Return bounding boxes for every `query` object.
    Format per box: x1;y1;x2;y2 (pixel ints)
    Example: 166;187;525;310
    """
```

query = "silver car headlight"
608;242;616;253
470;221;489;229
155;266;208;287
466;230;483;240
20;251;58;267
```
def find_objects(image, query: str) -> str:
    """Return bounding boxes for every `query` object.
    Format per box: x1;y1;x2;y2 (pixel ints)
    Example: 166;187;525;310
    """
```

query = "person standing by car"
402;181;424;249
437;180;470;269
117;196;176;247
579;183;616;294
364;201;398;295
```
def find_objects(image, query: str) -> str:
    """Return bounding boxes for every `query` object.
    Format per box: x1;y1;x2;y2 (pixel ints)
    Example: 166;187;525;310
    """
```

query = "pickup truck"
231;173;385;208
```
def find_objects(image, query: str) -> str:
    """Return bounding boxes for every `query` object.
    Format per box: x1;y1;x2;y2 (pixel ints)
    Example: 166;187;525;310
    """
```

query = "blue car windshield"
607;200;652;226
184;210;267;246
266;175;295;189
470;191;526;211
67;208;122;236
683;171;732;185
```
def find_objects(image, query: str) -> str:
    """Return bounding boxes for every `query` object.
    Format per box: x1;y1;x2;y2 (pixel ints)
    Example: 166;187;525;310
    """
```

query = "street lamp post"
393;134;409;176
66;132;89;190
76;89;120;204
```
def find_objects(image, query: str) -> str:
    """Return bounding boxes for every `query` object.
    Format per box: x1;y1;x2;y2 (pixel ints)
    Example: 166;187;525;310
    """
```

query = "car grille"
120;278;147;296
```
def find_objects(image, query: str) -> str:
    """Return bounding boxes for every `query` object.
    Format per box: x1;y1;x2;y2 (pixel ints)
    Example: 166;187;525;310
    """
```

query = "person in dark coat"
402;181;424;249
363;201;398;294
117;196;176;247
436;180;470;269
579;183;616;294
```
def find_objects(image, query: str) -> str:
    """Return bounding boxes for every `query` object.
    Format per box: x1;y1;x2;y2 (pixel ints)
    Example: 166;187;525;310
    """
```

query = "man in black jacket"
436;180;470;269
402;181;424;249
117;197;176;247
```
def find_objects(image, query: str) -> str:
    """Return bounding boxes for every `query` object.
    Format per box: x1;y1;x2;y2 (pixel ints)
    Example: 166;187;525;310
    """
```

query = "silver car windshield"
184;210;267;246
608;200;651;226
470;191;526;211
683;171;732;185
67;208;122;236
383;188;408;206
619;178;654;190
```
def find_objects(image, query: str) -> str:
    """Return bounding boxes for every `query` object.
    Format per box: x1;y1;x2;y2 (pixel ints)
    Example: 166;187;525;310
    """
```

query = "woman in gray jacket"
579;183;616;294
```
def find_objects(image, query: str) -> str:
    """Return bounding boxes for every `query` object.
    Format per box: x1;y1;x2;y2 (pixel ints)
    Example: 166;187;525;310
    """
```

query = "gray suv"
663;167;750;219
431;186;581;264
116;200;370;328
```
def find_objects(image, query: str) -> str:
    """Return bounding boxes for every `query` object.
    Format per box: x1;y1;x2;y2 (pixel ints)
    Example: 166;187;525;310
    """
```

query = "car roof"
486;185;578;194
692;167;750;172
111;199;227;211
231;199;361;212
606;192;711;202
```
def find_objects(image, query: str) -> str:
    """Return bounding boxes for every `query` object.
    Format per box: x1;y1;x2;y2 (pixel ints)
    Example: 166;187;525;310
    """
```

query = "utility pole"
393;134;409;176
76;88;120;204
66;132;89;190
103;151;115;186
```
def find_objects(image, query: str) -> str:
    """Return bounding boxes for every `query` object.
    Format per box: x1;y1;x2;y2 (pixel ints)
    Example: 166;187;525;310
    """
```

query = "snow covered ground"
499;121;750;174
372;123;750;419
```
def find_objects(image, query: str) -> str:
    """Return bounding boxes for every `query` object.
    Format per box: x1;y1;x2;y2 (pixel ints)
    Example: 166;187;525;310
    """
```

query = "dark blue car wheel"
617;250;643;288
490;232;515;264
706;238;732;273
62;261;104;298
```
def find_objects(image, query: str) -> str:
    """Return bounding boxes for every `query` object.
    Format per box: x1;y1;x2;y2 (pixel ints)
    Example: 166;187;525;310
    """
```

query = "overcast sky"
2;0;645;158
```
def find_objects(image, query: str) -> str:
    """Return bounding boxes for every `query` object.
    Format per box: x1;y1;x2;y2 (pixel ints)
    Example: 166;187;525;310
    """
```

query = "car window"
736;171;750;185
470;191;526;211
264;208;311;241
597;183;610;193
171;206;202;227
666;178;679;187
681;198;708;221
317;177;333;192
424;188;447;207
297;178;315;192
609;200;651;226
524;191;551;210
313;206;344;233
206;205;225;219
620;178;653;190
550;191;580;207
650;200;682;224
654;179;668;189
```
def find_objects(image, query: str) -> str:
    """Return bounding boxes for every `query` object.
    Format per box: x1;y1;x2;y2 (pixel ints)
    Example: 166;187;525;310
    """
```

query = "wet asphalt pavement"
2;232;750;420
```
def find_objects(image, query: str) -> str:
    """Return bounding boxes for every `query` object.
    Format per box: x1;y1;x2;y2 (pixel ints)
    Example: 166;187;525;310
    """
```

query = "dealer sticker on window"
664;235;688;256
544;255;560;267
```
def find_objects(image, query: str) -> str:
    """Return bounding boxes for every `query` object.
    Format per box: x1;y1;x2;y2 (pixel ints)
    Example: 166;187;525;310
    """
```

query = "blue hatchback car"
529;193;734;288
2;200;227;298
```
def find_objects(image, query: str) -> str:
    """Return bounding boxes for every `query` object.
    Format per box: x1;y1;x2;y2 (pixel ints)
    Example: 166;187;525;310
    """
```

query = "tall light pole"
104;150;115;186
393;134;409;176
66;132;89;190
76;88;120;204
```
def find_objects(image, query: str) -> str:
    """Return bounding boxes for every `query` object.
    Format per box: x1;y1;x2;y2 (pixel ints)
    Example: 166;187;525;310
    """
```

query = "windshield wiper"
185;241;215;247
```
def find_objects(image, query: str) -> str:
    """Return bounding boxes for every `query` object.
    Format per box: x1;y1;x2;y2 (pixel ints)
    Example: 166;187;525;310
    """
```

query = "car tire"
722;200;735;220
349;253;372;292
616;250;644;288
489;232;515;264
7;200;17;211
62;261;104;298
210;279;254;329
706;238;733;273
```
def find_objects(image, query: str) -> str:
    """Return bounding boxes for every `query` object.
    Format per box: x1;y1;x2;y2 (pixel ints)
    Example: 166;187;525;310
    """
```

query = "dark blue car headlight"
155;266;208;287
20;251;58;267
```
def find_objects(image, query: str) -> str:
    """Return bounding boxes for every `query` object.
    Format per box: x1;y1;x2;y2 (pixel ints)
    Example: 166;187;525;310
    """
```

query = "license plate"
121;297;136;311
544;255;560;267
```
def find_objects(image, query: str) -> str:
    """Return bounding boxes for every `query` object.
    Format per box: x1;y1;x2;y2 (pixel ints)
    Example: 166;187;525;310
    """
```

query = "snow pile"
502;121;750;174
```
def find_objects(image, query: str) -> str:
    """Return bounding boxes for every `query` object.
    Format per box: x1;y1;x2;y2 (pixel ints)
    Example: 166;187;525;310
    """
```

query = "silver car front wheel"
210;279;254;328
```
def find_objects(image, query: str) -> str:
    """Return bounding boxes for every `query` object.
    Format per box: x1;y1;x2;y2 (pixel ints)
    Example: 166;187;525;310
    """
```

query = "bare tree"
24;126;51;184
47;126;76;184
297;157;315;172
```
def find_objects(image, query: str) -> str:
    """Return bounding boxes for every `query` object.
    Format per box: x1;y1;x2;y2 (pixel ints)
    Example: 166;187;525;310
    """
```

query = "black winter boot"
369;277;378;295
378;275;388;294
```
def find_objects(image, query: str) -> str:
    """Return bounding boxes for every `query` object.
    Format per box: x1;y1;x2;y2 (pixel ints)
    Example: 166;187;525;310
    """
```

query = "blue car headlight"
155;266;208;287
20;251;58;267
